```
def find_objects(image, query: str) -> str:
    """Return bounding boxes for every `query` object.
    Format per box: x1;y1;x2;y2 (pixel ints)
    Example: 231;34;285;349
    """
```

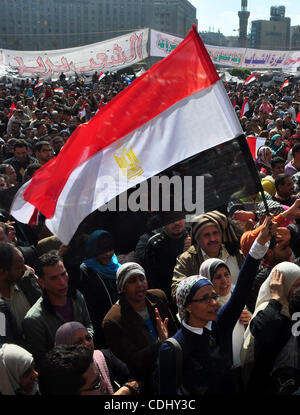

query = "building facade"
250;6;291;50
291;26;300;50
199;31;228;47
0;0;197;51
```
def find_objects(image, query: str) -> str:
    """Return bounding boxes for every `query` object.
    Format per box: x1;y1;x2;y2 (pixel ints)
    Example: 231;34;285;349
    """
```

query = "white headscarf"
199;258;244;367
0;343;34;395
251;261;300;319
199;258;233;307
241;261;300;380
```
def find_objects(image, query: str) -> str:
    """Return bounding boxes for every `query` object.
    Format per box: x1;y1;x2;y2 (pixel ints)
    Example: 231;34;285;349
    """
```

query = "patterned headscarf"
190;210;238;246
255;146;272;169
176;275;213;322
255;200;284;218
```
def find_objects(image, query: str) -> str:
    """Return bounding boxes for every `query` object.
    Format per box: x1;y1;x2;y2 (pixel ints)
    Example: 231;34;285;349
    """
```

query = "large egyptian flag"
10;26;260;250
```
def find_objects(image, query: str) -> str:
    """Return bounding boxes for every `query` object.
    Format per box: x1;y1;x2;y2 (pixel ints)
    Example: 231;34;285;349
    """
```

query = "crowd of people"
1;69;300;396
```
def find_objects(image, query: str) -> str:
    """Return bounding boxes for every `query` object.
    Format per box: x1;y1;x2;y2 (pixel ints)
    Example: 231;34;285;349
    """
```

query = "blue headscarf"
81;230;120;280
269;134;283;155
26;88;33;97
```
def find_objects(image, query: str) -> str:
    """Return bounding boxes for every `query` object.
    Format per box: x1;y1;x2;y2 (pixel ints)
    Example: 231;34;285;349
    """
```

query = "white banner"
150;29;300;70
206;45;246;67
242;49;300;69
0;29;149;79
207;45;300;69
150;29;182;58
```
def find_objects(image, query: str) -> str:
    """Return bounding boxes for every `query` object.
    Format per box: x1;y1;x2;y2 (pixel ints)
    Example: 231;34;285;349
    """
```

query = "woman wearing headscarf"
269;134;285;157
172;210;245;300
241;262;300;393
103;262;178;394
78;230;120;349
255;145;272;175
199;258;251;368
0;343;38;395
158;217;273;395
55;321;141;396
270;288;300;395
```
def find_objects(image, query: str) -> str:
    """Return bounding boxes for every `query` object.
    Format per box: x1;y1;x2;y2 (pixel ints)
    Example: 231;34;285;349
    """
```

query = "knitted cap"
116;262;146;293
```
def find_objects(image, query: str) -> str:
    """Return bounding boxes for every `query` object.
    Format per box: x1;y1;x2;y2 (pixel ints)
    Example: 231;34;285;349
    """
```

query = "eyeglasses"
80;369;101;393
190;293;219;304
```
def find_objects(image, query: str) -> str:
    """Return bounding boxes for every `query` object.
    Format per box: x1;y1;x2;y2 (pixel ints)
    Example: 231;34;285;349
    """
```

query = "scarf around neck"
82;254;120;280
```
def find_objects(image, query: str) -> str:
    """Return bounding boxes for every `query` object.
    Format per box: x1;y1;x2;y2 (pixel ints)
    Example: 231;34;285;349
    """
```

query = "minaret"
238;0;250;47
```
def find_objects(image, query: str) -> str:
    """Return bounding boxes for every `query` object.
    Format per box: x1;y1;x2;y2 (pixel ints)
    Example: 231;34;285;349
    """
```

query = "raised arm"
218;216;276;332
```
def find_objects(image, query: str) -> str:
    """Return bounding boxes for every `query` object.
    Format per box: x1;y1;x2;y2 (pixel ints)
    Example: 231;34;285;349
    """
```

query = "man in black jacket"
3;139;37;183
143;216;190;311
0;242;41;343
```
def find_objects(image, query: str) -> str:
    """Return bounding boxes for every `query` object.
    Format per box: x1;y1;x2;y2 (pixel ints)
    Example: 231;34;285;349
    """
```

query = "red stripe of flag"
34;81;43;89
240;97;249;117
281;80;289;90
8;101;16;119
98;72;105;81
244;74;256;85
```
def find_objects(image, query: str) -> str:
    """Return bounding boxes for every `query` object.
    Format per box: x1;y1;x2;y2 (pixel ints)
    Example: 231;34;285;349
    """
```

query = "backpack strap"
165;337;183;390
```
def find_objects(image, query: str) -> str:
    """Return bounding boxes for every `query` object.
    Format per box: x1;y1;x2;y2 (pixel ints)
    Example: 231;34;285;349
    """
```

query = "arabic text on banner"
149;29;300;70
0;29;149;78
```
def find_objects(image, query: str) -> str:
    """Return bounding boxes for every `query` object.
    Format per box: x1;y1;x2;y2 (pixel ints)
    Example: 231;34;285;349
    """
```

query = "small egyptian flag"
296;111;300;123
240;97;250;117
244;73;256;85
247;136;266;159
95;96;104;115
54;87;64;93
281;80;289;90
8;101;16;119
78;101;87;119
98;72;105;81
34;81;44;89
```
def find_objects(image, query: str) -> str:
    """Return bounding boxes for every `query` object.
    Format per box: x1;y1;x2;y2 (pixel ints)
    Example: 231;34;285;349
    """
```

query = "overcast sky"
189;0;300;36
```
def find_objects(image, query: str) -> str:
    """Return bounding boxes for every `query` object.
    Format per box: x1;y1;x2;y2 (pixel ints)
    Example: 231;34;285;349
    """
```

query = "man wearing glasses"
38;344;140;396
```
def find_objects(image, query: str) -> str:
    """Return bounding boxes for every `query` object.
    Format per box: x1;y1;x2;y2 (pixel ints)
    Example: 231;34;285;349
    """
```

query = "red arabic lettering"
8;31;145;77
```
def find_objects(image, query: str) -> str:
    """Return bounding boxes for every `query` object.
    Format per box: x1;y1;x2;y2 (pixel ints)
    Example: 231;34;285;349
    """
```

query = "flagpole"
237;134;270;217
258;184;270;216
